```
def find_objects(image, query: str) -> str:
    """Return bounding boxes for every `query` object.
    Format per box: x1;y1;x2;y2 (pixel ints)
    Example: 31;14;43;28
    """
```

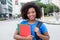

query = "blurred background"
0;0;60;40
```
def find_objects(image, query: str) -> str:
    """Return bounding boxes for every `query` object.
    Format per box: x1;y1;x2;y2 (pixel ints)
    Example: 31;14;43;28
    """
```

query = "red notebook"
18;24;31;37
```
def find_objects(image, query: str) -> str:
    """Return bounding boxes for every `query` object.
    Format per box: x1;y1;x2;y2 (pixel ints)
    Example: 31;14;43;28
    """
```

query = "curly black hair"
21;2;42;19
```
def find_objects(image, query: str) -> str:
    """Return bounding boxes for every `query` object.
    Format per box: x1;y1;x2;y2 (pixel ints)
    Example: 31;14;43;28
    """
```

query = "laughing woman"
14;2;49;40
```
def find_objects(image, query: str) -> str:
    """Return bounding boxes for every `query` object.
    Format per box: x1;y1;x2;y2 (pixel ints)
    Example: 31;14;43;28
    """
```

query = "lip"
29;15;35;19
30;16;35;18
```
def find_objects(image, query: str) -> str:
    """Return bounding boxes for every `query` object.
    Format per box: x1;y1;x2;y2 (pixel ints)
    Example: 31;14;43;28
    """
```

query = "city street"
0;0;60;40
0;19;60;40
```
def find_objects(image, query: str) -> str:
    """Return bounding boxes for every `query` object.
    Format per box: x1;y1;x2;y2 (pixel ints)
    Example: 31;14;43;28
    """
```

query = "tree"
36;2;46;8
44;4;60;15
53;4;60;12
44;4;53;15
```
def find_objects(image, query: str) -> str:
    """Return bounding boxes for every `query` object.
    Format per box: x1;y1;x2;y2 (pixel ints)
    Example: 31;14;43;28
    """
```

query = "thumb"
31;35;34;38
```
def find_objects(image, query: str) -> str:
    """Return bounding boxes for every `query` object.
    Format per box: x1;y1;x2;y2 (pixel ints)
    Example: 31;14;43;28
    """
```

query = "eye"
32;11;35;13
27;12;30;14
32;11;36;13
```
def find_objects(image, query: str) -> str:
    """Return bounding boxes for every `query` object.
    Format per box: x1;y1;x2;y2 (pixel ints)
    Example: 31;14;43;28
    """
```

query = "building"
0;0;13;19
0;2;2;17
7;0;13;18
40;0;60;8
12;0;21;18
52;0;60;8
0;0;6;18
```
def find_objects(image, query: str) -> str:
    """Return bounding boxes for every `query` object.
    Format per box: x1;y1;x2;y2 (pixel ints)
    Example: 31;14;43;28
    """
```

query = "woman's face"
27;8;36;20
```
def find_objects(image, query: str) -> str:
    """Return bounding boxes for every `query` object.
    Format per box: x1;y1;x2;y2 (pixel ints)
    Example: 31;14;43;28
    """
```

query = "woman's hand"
34;27;41;36
34;27;49;40
26;35;34;40
34;27;40;33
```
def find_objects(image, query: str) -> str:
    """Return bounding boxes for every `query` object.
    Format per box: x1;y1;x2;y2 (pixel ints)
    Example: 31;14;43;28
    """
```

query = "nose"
30;13;33;15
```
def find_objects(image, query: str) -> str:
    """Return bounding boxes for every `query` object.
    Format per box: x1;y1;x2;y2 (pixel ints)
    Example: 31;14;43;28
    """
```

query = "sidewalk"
0;16;60;25
41;16;60;25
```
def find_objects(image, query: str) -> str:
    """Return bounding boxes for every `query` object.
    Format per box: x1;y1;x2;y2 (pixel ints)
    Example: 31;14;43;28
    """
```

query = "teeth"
30;17;34;18
30;16;34;20
30;16;33;17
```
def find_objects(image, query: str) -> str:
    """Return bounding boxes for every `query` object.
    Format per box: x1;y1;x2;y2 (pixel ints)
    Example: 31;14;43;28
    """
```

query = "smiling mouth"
30;16;34;18
29;16;35;19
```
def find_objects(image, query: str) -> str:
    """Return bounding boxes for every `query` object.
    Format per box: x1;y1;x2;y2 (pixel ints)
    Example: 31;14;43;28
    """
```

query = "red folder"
19;24;31;37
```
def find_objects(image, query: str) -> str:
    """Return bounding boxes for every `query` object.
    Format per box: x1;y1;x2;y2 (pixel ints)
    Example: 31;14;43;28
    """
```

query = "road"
45;24;60;40
0;19;60;40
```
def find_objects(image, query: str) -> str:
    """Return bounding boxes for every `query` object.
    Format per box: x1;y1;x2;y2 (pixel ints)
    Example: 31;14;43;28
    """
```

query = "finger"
31;36;34;38
30;35;34;38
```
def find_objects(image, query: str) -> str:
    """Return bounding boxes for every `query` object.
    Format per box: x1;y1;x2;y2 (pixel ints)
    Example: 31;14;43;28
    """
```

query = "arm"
13;30;34;40
36;31;49;40
13;30;26;40
34;24;50;40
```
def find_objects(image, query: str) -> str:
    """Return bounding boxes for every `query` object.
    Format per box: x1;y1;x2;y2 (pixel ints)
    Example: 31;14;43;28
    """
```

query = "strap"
35;21;43;40
36;21;42;28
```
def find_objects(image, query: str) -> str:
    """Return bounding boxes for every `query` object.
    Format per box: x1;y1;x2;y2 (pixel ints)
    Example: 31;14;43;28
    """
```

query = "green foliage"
0;18;4;21
36;2;46;8
52;4;60;12
44;4;53;15
20;3;24;6
35;2;60;15
17;14;22;18
21;2;60;16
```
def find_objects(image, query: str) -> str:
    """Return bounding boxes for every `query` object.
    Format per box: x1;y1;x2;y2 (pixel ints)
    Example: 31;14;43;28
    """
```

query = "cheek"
34;13;36;16
27;14;29;17
33;13;36;17
27;14;30;19
27;13;36;17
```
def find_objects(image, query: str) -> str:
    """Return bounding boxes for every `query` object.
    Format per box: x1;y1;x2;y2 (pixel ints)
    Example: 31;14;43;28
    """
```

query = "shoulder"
36;21;47;32
41;23;46;27
40;23;48;33
19;20;28;24
16;20;28;29
40;23;47;29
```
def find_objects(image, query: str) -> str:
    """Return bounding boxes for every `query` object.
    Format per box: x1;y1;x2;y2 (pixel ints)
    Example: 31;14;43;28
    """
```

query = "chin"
28;17;36;21
30;19;35;21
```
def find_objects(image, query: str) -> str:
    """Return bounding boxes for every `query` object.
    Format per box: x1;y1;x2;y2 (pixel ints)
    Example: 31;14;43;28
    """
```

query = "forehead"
28;7;35;12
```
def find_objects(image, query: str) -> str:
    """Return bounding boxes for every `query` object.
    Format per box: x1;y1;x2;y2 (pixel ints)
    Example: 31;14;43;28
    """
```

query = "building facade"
52;0;60;8
7;0;13;18
0;0;13;19
12;0;21;17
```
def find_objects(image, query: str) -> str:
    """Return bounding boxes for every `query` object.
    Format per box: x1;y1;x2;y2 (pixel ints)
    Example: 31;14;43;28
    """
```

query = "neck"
28;19;36;24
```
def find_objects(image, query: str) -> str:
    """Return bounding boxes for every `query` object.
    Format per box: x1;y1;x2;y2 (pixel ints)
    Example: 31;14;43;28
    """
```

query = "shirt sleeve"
40;23;48;34
16;20;27;30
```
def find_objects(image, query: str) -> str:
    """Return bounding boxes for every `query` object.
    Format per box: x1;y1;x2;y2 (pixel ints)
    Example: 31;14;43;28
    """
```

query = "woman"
14;2;49;40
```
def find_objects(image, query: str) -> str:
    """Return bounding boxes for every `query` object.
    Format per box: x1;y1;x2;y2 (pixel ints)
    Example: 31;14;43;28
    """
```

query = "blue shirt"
17;20;47;40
